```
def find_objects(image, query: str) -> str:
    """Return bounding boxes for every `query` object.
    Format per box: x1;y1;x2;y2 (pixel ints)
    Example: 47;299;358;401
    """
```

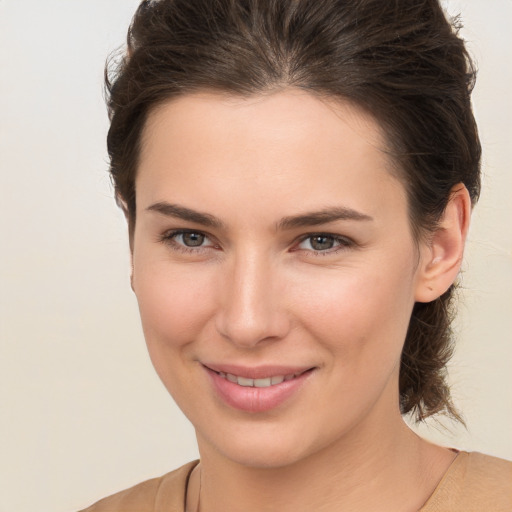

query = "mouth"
202;363;316;412
213;370;310;388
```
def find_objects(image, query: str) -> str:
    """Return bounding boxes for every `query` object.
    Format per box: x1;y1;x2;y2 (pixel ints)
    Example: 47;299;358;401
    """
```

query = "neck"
192;411;455;512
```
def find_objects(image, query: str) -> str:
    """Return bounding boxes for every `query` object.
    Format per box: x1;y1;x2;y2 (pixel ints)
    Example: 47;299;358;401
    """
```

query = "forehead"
140;89;388;164
136;89;406;224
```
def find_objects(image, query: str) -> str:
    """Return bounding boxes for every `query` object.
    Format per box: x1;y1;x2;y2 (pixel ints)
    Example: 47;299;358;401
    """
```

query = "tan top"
79;452;512;512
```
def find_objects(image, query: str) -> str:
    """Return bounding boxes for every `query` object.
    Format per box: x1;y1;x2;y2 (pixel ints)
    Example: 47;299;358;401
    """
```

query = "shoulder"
421;451;512;512
77;460;198;512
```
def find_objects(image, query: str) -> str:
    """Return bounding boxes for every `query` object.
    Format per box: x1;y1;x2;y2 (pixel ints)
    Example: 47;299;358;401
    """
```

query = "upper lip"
202;363;314;379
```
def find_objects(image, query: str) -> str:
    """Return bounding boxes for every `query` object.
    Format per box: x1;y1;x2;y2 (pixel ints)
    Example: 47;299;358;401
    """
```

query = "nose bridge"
215;246;289;347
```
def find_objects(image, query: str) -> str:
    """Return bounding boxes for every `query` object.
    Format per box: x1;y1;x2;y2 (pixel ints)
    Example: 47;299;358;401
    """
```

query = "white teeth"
237;376;254;387
271;375;285;385
217;371;299;387
254;377;272;388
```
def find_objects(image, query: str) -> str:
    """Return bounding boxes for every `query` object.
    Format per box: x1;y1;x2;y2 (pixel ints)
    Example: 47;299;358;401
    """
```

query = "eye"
175;231;206;247
159;229;217;253
296;234;353;253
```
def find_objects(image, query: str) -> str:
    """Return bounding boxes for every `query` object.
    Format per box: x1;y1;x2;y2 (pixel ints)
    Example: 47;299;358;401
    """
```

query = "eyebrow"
146;202;226;229
146;202;373;230
277;207;373;230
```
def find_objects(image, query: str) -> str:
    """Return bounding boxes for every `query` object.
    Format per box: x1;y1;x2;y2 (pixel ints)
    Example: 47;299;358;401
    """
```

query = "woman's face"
133;90;427;468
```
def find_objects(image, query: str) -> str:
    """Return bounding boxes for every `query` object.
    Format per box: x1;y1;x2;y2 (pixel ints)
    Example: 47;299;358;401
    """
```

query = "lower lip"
205;367;314;413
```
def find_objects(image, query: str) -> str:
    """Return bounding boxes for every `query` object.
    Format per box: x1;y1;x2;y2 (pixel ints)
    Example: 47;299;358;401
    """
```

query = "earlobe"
130;252;137;293
415;184;472;303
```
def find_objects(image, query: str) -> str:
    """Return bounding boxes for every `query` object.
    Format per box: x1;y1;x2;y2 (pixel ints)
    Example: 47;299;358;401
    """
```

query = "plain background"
0;1;511;511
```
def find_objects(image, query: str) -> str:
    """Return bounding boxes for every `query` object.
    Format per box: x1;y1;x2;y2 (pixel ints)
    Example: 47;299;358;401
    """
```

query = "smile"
216;371;302;388
204;364;315;412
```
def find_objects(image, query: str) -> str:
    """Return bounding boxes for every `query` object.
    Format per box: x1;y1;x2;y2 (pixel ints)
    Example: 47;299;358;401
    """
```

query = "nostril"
215;308;290;348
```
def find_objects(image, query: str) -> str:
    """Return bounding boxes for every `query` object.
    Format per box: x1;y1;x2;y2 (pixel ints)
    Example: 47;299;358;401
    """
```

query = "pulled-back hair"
105;0;481;422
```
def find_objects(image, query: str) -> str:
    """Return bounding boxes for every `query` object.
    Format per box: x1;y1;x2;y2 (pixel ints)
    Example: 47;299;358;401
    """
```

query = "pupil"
311;236;334;250
183;232;204;247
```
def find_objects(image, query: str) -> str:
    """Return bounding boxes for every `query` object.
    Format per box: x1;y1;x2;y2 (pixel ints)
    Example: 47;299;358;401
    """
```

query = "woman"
81;0;511;510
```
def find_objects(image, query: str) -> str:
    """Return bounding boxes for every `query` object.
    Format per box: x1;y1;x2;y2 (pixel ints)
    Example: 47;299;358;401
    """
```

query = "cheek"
134;263;216;353
291;258;415;368
133;263;221;408
287;261;416;429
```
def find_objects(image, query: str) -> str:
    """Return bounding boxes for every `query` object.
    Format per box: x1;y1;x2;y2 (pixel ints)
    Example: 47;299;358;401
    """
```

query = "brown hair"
105;0;481;422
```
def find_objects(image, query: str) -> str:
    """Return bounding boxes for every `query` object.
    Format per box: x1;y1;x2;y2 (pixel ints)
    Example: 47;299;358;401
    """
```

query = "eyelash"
295;233;354;255
158;229;355;256
158;229;218;254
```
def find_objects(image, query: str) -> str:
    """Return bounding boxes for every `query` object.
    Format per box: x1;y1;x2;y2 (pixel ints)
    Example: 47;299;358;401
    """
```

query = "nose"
215;251;291;348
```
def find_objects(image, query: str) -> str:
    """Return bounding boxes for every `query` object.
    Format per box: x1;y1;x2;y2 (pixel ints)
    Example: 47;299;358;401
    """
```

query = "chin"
196;418;343;470
219;441;311;470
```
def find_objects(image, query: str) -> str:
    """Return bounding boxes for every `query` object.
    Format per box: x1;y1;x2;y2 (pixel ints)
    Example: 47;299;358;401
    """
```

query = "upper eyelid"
297;232;351;241
296;232;354;245
162;229;216;243
163;228;212;238
162;229;350;240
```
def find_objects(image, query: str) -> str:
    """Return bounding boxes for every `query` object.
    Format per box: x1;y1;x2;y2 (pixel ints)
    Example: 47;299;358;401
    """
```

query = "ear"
415;184;472;303
130;256;135;293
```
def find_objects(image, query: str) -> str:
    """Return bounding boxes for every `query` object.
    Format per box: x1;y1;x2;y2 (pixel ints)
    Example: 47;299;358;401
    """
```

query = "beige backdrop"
0;1;510;511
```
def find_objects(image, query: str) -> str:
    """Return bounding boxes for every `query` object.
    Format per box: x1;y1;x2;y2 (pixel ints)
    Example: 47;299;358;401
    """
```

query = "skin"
131;90;470;511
